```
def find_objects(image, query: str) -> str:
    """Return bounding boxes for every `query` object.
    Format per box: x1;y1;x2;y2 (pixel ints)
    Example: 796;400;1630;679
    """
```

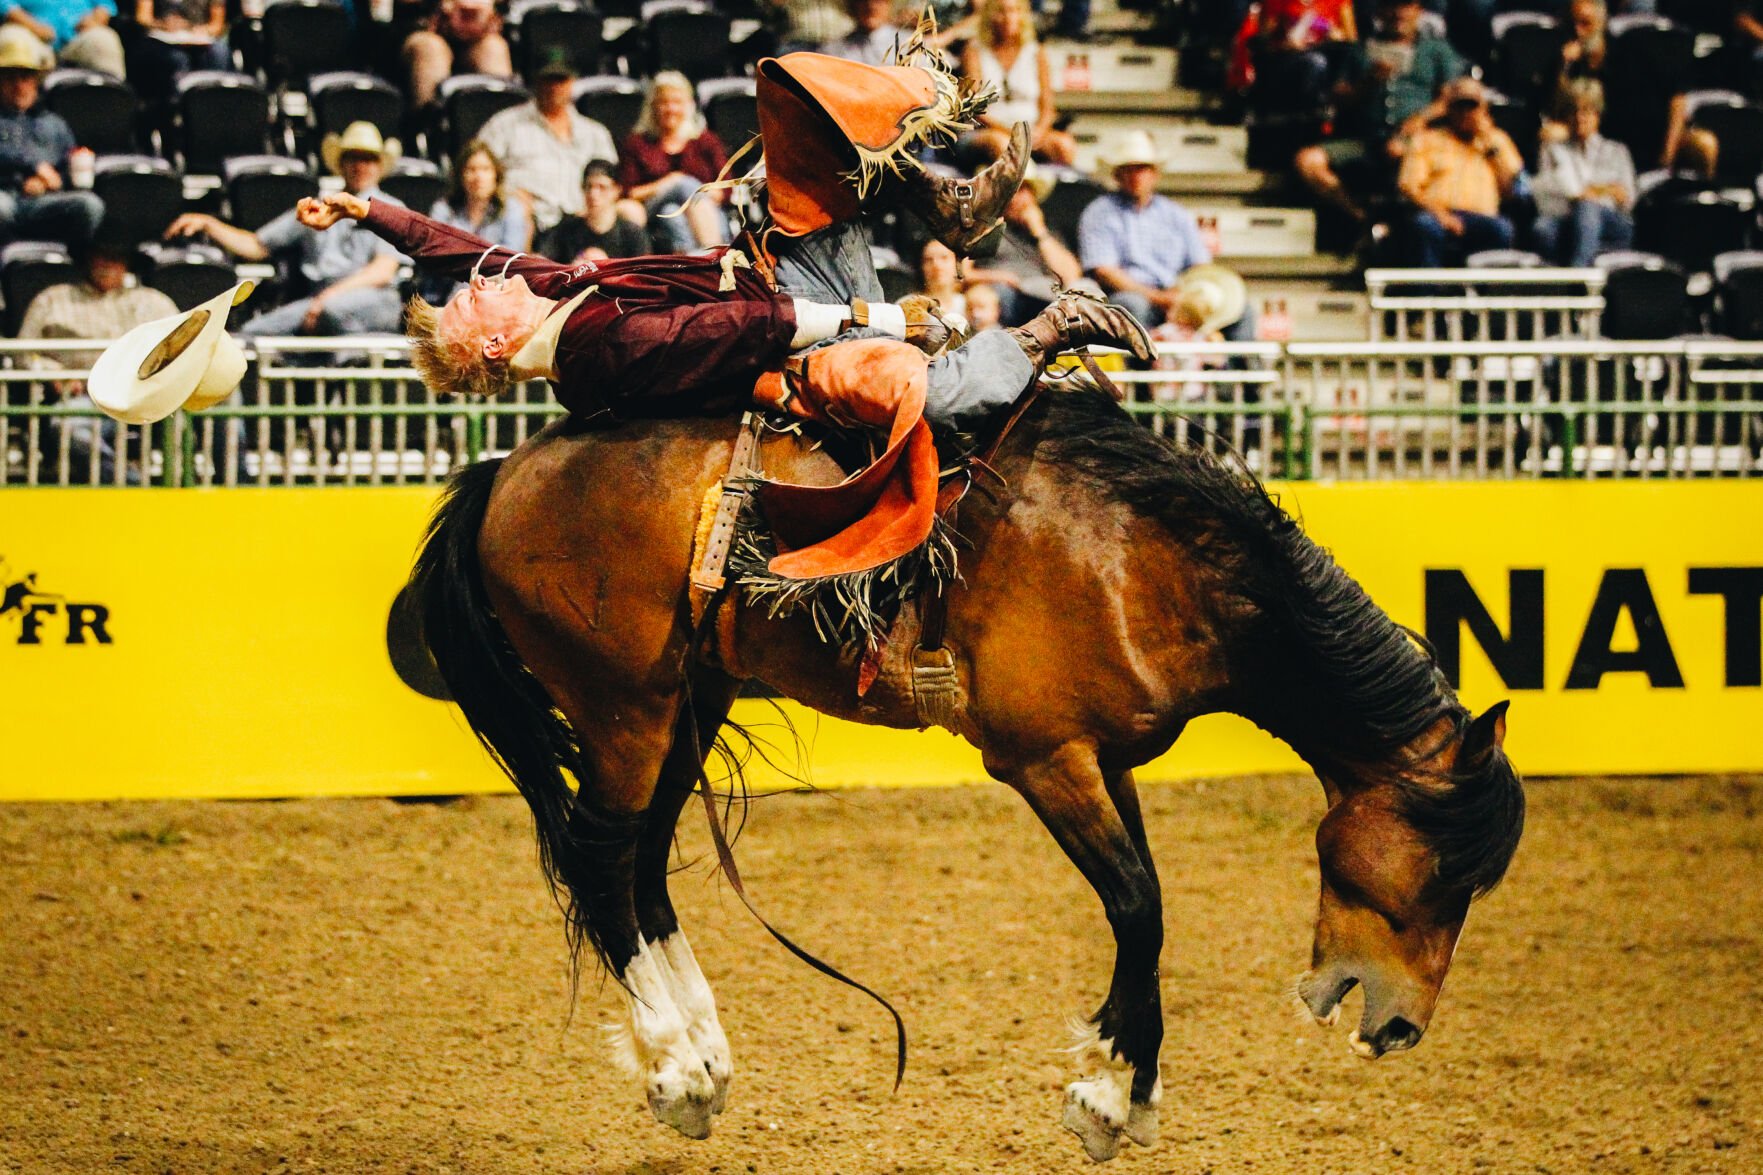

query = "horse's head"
1297;702;1524;1059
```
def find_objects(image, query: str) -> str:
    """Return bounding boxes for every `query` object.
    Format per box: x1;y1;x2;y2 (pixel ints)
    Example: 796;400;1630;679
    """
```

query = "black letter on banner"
1565;568;1685;690
63;603;112;645
1424;569;1545;689
1688;567;1763;687
18;601;56;645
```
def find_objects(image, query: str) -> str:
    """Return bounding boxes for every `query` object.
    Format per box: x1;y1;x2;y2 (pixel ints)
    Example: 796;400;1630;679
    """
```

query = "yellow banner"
2;481;1759;801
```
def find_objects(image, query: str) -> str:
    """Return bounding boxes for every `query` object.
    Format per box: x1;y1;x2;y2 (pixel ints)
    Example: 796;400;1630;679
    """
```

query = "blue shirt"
0;102;73;191
4;0;116;48
257;187;407;291
1077;192;1211;292
420;196;530;301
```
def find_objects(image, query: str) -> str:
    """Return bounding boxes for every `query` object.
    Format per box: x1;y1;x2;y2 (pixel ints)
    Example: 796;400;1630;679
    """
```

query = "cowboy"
163;120;408;336
0;25;104;250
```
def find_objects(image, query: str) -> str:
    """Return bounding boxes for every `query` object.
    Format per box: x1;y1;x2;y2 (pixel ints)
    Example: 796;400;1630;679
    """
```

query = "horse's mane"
1029;391;1522;897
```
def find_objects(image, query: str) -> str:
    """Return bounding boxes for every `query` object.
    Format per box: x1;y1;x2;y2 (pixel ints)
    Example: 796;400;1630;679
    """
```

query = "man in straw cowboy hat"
1078;129;1217;332
0;25;104;250
163;120;409;336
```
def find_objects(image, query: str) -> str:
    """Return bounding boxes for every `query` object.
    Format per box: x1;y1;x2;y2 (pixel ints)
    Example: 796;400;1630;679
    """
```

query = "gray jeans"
771;221;1032;426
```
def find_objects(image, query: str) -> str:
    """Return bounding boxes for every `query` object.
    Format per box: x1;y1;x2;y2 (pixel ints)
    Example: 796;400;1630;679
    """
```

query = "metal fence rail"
5;335;1763;486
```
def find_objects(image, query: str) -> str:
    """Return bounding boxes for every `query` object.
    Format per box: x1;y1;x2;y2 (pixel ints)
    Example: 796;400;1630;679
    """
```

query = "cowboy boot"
893;122;1031;258
1007;291;1157;376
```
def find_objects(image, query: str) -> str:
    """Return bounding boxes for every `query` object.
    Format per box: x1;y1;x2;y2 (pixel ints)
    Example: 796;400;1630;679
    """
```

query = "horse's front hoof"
1062;1081;1127;1162
1124;1100;1158;1147
647;1055;718;1139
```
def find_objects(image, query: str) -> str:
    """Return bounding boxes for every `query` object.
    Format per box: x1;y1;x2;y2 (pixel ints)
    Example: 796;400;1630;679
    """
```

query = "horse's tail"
410;458;634;981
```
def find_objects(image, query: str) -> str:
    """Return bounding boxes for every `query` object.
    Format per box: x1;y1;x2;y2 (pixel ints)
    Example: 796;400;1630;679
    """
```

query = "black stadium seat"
573;75;645;145
379;157;446;215
260;0;353;92
1490;13;1561;108
645;0;733;80
225;155;318;232
140;242;238;311
1642;190;1753;275
1714;251;1763;339
92;155;183;249
698;76;757;152
307;71;405;148
42;69;137;154
1040;176;1107;249
1603;16;1695;167
1;241;76;337
509;0;604;82
1684;90;1763;188
1598;251;1691;338
173;70;270;175
430;74;528;162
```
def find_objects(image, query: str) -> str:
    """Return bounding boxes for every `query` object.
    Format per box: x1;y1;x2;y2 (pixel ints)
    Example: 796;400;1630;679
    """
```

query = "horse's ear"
1462;700;1510;766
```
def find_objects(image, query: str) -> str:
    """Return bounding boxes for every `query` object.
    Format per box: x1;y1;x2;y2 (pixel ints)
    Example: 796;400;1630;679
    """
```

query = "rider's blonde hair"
405;294;513;399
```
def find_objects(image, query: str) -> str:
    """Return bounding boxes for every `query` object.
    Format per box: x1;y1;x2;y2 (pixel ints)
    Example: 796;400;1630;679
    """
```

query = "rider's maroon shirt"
363;200;797;419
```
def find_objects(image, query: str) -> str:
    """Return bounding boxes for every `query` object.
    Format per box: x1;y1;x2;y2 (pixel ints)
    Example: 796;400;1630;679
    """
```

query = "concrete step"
1046;41;1180;94
1189;205;1318;259
1245;286;1372;343
1067;116;1247;174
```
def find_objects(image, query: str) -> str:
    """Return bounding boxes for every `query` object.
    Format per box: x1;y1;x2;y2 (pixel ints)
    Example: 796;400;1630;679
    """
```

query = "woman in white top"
960;0;1076;165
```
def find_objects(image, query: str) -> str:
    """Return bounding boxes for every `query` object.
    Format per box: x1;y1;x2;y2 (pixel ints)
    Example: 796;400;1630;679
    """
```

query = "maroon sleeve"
688;131;728;185
362;198;575;295
617;134;655;191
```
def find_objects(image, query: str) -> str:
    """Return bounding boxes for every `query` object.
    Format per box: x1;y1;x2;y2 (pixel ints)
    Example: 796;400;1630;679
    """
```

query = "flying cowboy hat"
88;281;256;425
320;120;401;177
1174;263;1247;338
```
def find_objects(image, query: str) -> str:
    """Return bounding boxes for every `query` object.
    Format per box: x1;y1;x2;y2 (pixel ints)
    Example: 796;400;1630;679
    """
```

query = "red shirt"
617;130;730;192
363;200;794;421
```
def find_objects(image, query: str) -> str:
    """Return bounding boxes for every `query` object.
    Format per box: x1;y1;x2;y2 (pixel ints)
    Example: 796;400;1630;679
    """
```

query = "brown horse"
410;389;1525;1162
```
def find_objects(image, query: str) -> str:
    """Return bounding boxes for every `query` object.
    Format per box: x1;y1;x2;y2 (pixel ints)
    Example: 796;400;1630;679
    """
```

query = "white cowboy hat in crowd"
320;120;401;177
88;281;256;425
0;25;52;72
1175;263;1247;337
1109;129;1162;170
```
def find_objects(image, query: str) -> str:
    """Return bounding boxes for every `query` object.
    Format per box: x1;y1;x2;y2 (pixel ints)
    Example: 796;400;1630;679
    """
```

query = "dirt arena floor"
2;774;1759;1175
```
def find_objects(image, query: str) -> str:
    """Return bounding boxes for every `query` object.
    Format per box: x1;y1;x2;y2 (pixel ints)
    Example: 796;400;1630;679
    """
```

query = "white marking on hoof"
1348;1028;1380;1060
1061;1023;1139;1162
620;938;718;1139
654;932;733;1114
1125;1076;1161;1148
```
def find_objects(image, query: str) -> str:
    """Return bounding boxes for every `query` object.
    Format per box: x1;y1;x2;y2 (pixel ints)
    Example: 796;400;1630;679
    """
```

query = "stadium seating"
1714;251;1763;340
1683;90;1763;188
573;75;645;145
42;69;137;155
1597;251;1692;338
260;0;354;93
509;0;605;81
92;155;183;248
224;155;319;232
1638;190;1753;275
1603;16;1695;166
644;0;734;81
428;75;528;163
698;76;757;152
306;71;405;155
0;242;76;337
140;242;239;312
380;158;446;216
1041;177;1107;250
1490;13;1561;109
172;71;271;175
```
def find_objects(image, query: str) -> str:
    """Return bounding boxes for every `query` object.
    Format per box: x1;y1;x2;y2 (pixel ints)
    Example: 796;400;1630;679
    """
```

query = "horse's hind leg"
633;671;745;1119
993;743;1165;1163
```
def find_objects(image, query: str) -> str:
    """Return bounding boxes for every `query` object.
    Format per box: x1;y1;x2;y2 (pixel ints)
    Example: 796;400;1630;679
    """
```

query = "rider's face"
438;272;544;358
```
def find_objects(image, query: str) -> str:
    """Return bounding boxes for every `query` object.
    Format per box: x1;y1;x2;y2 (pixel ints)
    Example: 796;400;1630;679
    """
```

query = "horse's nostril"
1378;1017;1422;1051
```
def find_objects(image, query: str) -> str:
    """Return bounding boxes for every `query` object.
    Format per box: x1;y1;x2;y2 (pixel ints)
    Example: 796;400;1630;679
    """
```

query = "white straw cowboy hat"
320;120;401;176
0;25;52;71
1109;129;1162;170
1175;263;1247;337
89;280;256;425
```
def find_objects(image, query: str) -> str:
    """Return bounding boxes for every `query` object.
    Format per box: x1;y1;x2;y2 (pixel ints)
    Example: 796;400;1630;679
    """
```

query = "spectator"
767;0;854;55
421;138;529;302
1551;0;1685;168
959;0;1075;166
618;71;728;253
477;47;615;236
1532;79;1634;267
538;159;650;264
1295;0;1464;231
163;120;407;335
0;29;103;249
130;0;227;109
1149;264;1247;403
963;185;1086;325
816;0;899;66
1396;76;1523;266
2;0;123;77
1633;125;1717;214
401;0;511;110
1076;131;1212;327
17;238;176;483
1245;0;1357;114
918;237;967;320
964;280;1001;332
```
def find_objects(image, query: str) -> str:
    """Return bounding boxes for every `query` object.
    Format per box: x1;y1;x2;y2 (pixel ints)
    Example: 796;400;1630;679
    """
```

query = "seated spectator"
1295;0;1464;233
964;280;1001;332
401;0;511;110
1149;264;1247;403
1396;77;1523;266
618;71;728;253
1633;125;1718;215
958;0;1075;166
2;0;123;78
963;185;1086;325
0;29;103;248
816;0;899;66
917;237;967;319
1532;79;1634;267
163;120;406;335
538;159;650;264
17;237;176;483
420;138;529;302
477;48;615;236
1076;132;1213;327
767;0;855;56
1244;0;1357;114
130;0;227;109
1550;0;1685;168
